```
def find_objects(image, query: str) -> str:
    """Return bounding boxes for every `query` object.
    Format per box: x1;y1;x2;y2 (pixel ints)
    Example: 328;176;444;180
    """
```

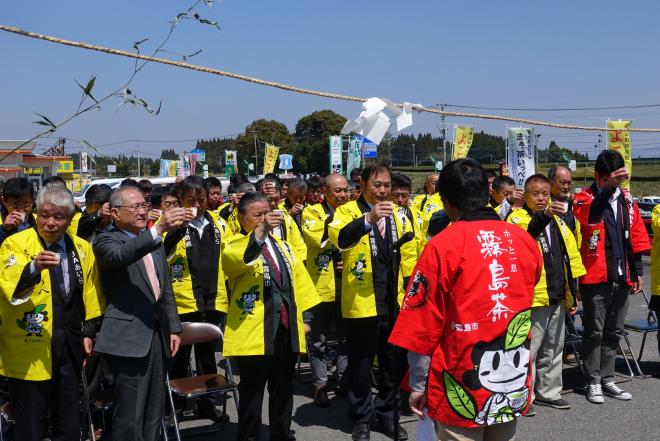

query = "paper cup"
17;212;26;223
53;253;61;265
272;209;284;216
189;207;198;217
561;202;568;214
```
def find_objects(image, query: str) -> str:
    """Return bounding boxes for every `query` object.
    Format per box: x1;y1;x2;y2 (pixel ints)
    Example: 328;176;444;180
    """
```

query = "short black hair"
3;177;34;200
350;168;362;180
85;183;113;205
437;159;489;212
230;173;250;186
361;162;391;185
306;176;322;191
138;179;153;193
43;176;66;187
595;150;625;176
120;178;140;188
486;170;497;179
391;173;412;191
237;191;267;216
492;175;515;191
177;175;208;199
205;176;222;191
524;174;552;190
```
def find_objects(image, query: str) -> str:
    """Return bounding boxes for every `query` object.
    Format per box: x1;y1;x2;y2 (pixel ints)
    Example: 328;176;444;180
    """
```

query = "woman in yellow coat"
0;185;104;441
222;191;319;441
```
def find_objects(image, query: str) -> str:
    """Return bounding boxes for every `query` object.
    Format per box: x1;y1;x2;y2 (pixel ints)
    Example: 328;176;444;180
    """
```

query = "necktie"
142;252;161;300
377;217;386;239
48;243;68;302
261;243;288;329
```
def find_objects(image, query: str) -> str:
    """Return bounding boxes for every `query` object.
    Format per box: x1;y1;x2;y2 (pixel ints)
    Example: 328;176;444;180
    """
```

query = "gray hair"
36;184;75;216
109;186;144;208
236;182;256;193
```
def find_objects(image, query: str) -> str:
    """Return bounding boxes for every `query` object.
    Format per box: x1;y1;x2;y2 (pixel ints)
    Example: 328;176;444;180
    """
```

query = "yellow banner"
607;120;632;189
452;126;474;160
264;144;280;174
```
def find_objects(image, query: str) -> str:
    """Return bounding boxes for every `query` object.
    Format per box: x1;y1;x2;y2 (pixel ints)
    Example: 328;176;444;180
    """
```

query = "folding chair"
621;290;658;377
165;322;239;441
563;311;587;390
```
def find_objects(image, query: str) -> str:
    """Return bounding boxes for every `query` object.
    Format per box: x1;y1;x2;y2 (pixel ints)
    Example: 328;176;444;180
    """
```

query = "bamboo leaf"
443;371;477;420
33;113;56;128
34;304;47;313
132;38;150;52
505;309;531;350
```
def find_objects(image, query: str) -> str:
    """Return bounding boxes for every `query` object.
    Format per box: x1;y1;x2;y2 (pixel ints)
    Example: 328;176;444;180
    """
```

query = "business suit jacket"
92;225;182;358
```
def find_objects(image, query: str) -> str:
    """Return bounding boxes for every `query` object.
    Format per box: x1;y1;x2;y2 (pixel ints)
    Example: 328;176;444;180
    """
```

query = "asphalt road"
178;258;660;441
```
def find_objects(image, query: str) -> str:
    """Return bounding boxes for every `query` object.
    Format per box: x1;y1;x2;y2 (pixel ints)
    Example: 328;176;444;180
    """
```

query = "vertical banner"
346;136;363;178
225;150;238;176
80;151;88;173
264;144;280;174
159;159;170;177
329;136;343;174
506;127;535;187
452;126;474;160
607;120;632;189
179;152;193;177
169;160;179;177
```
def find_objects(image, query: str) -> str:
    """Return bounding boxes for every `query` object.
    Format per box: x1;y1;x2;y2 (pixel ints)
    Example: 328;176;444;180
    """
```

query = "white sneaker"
586;384;604;404
602;382;632;400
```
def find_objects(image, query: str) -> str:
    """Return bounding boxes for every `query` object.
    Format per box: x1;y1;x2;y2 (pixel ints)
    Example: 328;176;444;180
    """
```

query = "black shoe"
375;422;408;440
534;398;571;409
335;380;349;397
352;423;370;441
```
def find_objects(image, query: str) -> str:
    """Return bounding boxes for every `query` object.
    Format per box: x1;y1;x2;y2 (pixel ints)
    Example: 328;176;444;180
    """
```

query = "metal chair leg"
617;341;635;380
639;332;648;363
622;332;645;377
165;374;182;441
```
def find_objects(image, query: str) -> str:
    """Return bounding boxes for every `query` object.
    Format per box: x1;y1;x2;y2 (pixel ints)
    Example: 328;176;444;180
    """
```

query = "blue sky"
2;0;660;159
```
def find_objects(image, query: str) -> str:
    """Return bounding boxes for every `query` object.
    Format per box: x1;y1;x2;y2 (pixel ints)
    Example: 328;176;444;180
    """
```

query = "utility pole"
440;104;447;166
252;130;259;176
136;145;141;177
412;143;416;167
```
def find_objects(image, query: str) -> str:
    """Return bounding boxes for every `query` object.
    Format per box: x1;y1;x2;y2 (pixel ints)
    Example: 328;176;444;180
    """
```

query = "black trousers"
105;330;166;441
8;346;81;441
235;325;296;441
581;281;630;384
344;316;407;426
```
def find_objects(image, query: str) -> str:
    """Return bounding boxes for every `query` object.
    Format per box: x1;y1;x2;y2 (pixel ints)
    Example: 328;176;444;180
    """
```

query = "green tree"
293;110;347;173
235;119;293;174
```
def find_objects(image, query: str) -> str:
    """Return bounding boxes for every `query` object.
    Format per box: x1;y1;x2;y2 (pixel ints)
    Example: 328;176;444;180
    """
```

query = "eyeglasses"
6;202;33;211
161;201;180;209
116;203;151;213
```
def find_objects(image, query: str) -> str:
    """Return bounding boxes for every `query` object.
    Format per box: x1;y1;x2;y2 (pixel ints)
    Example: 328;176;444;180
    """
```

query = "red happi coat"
389;216;542;428
573;184;651;285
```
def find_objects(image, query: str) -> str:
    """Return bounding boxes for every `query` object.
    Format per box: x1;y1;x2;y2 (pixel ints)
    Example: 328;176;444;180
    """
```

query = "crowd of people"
0;148;657;441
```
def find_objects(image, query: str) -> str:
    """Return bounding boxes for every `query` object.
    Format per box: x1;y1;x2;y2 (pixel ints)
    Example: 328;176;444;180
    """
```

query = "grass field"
399;163;660;196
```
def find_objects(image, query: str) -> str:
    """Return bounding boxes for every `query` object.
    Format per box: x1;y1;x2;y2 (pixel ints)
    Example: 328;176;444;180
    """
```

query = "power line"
441;103;660;112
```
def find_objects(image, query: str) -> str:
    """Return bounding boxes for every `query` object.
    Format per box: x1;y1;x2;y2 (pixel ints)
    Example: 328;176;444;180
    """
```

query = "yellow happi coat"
0;228;104;381
419;192;444;247
226;208;307;262
167;212;230;314
222;232;320;356
507;208;586;308
651;204;660;298
328;197;417;319
301;203;339;303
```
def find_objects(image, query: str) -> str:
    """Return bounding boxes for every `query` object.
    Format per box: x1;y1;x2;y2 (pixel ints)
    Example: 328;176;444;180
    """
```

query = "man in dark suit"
93;186;187;441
